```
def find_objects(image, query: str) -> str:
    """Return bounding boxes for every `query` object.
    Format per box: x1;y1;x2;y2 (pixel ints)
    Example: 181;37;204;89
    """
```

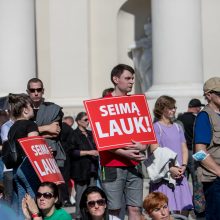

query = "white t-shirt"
109;215;121;220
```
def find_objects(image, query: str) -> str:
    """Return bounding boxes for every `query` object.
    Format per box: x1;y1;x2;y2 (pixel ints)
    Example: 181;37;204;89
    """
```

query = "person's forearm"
181;143;188;165
201;156;220;176
80;150;91;156
38;125;50;134
196;143;220;176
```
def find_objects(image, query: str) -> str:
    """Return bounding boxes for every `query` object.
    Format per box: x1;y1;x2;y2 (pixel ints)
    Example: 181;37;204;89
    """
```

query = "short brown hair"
153;95;176;120
110;64;135;85
27;78;44;90
143;192;168;214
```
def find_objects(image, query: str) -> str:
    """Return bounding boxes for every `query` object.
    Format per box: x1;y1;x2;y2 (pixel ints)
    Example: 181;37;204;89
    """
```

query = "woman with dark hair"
149;95;193;217
70;112;99;219
80;186;120;220
7;93;40;217
22;181;72;220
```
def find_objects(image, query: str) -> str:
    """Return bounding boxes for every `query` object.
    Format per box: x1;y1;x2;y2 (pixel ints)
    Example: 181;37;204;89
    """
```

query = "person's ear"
23;107;29;115
112;76;119;85
26;89;30;95
206;92;212;101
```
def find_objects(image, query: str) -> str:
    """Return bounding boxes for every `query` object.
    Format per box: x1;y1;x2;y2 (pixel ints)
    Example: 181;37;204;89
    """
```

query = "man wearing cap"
177;99;204;184
194;77;220;219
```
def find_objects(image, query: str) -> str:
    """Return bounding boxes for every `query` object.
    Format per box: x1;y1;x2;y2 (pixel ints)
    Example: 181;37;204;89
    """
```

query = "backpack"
2;128;18;169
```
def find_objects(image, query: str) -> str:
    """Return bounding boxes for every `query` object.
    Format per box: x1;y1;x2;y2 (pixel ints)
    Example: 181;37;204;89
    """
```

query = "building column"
0;0;36;96
147;0;204;111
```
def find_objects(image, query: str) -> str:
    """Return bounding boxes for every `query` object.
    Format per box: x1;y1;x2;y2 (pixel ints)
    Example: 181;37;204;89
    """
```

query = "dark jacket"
70;127;99;182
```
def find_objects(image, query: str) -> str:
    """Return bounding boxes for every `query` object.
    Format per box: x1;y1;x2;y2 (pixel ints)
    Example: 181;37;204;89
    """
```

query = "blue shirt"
194;111;220;145
0;120;13;142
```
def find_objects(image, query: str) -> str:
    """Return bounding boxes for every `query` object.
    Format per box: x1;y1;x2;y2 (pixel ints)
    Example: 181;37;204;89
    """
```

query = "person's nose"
94;202;99;208
161;208;166;216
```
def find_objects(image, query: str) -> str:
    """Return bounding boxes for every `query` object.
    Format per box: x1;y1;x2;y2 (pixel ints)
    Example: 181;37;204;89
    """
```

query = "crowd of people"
0;64;220;220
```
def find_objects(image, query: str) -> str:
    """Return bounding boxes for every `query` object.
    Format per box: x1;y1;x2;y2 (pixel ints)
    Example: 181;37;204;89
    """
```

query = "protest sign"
84;94;157;151
18;136;64;184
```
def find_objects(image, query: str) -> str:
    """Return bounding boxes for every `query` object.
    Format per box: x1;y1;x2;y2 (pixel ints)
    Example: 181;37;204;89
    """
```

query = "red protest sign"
18;136;64;184
84;94;157;151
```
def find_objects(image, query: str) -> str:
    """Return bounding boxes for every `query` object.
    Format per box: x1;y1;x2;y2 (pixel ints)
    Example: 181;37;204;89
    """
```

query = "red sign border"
84;94;157;151
18;136;64;184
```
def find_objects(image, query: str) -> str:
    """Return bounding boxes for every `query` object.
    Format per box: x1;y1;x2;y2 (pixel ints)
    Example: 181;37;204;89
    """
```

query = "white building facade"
0;0;219;116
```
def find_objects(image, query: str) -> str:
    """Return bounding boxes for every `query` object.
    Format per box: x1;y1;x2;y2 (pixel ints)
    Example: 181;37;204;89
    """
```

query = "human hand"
126;140;146;151
179;165;186;176
170;166;183;179
123;149;146;161
48;122;61;135
22;197;31;220
25;194;39;214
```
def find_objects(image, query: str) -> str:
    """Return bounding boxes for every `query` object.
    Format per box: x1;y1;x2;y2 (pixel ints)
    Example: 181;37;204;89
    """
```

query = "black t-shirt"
177;112;196;150
32;108;39;122
8;120;38;164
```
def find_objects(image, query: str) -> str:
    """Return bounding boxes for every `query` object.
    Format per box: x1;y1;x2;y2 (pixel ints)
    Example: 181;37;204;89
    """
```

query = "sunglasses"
210;91;220;97
36;192;54;199
29;88;43;93
82;118;88;122
87;199;106;208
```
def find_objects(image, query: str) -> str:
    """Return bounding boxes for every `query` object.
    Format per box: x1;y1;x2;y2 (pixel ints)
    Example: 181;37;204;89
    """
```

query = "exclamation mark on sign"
144;116;152;132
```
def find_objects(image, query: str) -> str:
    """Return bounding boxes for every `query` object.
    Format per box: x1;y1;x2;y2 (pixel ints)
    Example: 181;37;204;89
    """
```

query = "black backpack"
2;128;18;169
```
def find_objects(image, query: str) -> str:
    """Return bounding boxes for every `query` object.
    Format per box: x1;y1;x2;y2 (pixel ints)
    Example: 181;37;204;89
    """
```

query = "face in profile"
78;115;89;129
36;186;57;211
25;103;34;119
113;70;134;94
86;192;106;218
149;203;170;220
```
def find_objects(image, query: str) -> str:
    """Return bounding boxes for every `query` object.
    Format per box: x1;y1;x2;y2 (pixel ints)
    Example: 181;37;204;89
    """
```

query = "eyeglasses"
36;192;54;199
29;88;43;93
87;199;106;208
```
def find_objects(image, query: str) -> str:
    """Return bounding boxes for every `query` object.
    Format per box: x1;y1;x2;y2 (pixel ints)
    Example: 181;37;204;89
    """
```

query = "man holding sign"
100;64;147;219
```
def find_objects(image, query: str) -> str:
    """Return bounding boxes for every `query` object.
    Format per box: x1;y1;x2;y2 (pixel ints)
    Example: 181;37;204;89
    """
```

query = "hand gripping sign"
84;94;157;151
18;136;64;184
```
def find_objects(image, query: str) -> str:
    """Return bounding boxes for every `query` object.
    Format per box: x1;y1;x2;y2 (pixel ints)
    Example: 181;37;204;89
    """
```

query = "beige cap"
203;77;220;93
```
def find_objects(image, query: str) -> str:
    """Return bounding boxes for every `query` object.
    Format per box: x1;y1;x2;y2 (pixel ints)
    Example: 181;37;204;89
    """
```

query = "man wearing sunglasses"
194;77;220;219
26;78;68;204
26;78;64;151
100;64;147;220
